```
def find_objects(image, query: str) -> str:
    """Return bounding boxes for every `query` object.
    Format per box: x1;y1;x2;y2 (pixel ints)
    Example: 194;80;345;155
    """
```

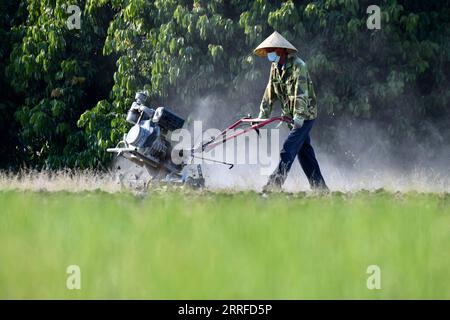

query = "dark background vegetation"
1;0;449;170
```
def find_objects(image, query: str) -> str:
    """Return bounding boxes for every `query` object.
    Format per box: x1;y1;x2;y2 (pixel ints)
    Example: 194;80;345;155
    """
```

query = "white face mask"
267;51;280;63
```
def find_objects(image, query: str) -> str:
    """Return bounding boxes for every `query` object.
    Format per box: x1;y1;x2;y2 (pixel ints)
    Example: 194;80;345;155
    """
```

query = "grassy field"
0;189;449;299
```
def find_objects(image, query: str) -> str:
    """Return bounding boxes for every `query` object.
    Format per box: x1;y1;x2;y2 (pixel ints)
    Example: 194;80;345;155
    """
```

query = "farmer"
254;31;328;192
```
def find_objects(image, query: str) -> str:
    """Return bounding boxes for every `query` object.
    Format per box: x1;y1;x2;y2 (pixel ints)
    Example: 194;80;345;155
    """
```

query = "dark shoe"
262;174;284;193
312;184;330;194
262;182;282;193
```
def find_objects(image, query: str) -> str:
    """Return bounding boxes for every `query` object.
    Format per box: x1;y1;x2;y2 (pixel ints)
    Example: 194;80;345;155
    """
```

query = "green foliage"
0;1;25;169
5;0;114;168
1;0;449;168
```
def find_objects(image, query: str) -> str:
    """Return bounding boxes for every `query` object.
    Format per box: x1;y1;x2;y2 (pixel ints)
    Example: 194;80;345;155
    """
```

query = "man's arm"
293;61;317;120
258;65;276;119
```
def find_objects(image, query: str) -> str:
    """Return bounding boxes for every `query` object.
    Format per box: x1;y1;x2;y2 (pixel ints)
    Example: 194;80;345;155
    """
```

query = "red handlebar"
193;116;293;153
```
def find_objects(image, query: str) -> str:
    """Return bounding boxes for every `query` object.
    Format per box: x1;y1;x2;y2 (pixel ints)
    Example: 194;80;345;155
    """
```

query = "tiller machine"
107;92;292;188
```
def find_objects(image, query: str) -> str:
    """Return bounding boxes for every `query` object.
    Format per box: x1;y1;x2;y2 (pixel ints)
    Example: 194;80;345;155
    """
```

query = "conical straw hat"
254;31;298;57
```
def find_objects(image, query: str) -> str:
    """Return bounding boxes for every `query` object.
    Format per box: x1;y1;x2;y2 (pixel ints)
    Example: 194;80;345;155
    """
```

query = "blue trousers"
267;119;328;190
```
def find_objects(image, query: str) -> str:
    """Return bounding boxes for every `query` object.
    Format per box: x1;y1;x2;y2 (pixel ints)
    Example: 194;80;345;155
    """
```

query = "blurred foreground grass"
0;190;449;299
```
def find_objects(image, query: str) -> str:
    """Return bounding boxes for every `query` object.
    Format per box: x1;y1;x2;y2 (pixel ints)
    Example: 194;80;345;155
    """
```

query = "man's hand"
293;115;304;129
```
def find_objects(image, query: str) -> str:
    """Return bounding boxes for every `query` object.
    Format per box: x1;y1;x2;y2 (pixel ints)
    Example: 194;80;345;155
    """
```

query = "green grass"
0;189;449;299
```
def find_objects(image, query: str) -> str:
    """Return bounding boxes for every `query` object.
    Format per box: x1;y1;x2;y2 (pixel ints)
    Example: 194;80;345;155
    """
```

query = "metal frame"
107;116;293;175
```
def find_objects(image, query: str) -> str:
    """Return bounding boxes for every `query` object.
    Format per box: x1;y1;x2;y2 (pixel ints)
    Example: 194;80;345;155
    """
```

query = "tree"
7;0;115;168
0;1;25;169
2;0;450;169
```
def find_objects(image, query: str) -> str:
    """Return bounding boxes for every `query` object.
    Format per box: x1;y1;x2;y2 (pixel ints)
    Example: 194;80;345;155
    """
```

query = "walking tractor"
107;92;293;188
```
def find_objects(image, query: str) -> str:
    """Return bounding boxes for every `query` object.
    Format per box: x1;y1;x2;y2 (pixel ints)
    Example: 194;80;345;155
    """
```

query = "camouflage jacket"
258;54;317;121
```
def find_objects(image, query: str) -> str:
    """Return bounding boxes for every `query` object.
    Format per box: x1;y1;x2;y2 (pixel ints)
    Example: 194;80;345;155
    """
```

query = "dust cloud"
180;94;450;193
